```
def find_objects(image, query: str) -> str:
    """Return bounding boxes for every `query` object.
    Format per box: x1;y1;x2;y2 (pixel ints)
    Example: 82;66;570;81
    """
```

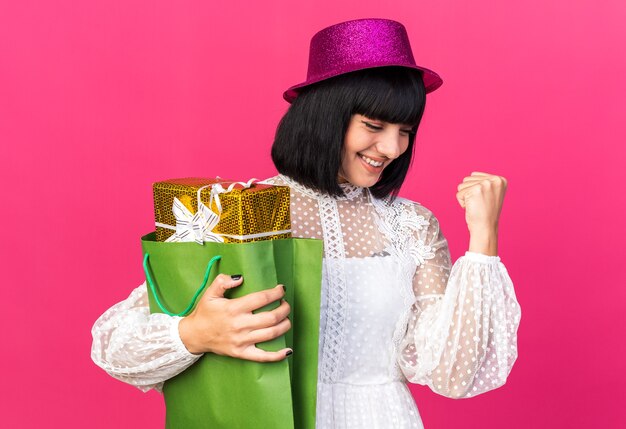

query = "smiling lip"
359;153;386;163
358;153;385;172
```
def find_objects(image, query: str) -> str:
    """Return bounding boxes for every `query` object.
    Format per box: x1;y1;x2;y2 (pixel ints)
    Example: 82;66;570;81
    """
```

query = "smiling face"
338;114;415;188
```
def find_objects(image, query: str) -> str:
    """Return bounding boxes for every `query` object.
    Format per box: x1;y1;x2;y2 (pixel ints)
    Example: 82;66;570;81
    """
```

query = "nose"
375;130;405;160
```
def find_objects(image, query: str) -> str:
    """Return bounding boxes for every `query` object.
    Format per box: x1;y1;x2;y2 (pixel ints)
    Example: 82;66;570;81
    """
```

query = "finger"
246;317;292;344
462;176;485;183
240;346;293;363
232;284;285;313
247;299;291;329
470;171;492;177
456;191;466;208
205;273;243;299
460;174;506;191
457;181;481;192
463;173;498;184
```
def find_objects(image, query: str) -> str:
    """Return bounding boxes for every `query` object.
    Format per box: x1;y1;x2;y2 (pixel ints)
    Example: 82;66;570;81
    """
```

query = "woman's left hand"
456;171;508;255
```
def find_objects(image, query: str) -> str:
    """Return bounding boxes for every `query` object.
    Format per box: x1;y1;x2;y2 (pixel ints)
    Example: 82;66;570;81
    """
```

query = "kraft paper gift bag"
141;232;323;429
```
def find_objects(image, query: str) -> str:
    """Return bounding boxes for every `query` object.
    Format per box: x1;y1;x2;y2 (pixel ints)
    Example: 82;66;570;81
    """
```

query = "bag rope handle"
143;253;222;317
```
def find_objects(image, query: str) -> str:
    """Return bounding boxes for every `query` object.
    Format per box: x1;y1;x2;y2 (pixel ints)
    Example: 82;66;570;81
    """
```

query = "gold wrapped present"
153;177;291;243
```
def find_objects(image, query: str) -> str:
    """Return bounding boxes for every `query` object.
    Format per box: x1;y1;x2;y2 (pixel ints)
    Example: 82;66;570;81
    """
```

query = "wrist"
468;227;499;256
178;316;203;356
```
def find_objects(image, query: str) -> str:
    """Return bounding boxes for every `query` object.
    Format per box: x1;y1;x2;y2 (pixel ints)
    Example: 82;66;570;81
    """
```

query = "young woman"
92;18;521;428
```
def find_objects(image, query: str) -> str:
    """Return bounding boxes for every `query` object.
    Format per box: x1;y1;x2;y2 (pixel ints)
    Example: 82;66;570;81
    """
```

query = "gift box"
153;177;291;243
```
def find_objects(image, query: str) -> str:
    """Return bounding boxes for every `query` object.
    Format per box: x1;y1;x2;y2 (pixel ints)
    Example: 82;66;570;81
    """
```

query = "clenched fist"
455;171;508;256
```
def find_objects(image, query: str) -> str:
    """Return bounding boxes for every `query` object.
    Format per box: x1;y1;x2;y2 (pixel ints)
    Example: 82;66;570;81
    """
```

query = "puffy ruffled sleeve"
90;282;202;392
397;205;521;398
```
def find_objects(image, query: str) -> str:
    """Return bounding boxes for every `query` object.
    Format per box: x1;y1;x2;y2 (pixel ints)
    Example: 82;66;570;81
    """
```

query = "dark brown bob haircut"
271;66;426;200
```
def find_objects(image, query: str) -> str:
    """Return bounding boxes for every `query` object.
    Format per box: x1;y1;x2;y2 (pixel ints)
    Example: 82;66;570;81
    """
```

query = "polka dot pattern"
90;174;521;428
90;282;199;393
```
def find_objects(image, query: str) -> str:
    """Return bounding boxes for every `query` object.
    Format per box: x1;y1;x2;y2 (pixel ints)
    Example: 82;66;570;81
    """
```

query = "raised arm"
397;207;521;398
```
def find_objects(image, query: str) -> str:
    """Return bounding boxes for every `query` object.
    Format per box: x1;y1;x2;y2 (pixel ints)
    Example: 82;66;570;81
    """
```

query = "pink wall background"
1;0;625;427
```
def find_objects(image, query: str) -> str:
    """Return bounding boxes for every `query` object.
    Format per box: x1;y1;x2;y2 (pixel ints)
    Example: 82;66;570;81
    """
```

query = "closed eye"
362;121;383;130
362;120;415;136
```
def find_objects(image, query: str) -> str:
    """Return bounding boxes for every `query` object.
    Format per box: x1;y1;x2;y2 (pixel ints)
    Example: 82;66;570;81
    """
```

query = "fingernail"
231;274;242;280
285;349;293;357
